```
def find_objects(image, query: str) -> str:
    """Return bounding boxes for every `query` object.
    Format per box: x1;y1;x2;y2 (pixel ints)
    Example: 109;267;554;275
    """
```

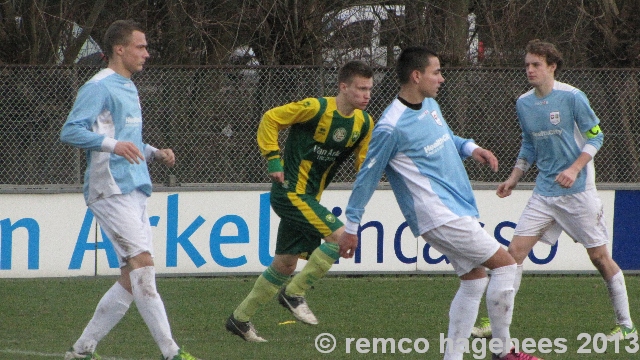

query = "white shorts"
514;189;608;248
421;216;501;276
88;190;154;267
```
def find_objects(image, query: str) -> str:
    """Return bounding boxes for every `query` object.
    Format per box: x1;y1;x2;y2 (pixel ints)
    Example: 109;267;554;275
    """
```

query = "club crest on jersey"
431;111;443;126
351;131;360;142
325;213;336;223
550;111;561;125
333;127;347;142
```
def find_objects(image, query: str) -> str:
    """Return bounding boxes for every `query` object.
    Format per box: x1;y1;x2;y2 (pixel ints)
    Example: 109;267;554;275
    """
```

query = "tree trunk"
62;0;107;65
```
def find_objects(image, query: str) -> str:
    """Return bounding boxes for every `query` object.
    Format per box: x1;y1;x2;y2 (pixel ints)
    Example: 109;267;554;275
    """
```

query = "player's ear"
113;44;125;56
411;69;422;84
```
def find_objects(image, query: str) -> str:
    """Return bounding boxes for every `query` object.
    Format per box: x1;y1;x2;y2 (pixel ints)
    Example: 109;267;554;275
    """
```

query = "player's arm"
449;129;498;172
497;166;525;198
497;128;535;198
146;145;175;168
352;114;374;172
497;105;537;197
340;124;397;258
555;92;604;188
61;82;145;164
556;124;603;189
60;82;111;151
257;98;321;182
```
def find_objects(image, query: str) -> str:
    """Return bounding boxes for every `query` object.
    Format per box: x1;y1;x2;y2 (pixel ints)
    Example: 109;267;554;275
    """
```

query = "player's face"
342;75;373;110
119;30;150;77
417;56;445;99
525;53;556;88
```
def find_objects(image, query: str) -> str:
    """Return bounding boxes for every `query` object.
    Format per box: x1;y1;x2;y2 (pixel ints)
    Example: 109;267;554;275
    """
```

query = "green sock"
234;266;289;322
287;242;339;297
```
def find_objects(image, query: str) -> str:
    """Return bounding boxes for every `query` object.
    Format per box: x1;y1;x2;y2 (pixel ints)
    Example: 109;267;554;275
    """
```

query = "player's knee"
587;245;613;268
588;251;611;269
271;257;297;275
507;246;527;264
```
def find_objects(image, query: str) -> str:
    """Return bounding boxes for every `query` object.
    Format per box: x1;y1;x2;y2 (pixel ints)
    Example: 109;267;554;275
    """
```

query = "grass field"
0;274;638;360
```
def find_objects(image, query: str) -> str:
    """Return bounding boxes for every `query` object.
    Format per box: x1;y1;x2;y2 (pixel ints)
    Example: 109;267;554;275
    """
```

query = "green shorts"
270;188;343;258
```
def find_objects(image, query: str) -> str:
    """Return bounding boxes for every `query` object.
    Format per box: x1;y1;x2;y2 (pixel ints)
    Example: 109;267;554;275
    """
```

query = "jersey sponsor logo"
535;100;548;105
313;145;342;161
333;127;347;142
126;116;142;125
423;133;450;155
431;111;443;126
532;129;562;137
549;111;560;125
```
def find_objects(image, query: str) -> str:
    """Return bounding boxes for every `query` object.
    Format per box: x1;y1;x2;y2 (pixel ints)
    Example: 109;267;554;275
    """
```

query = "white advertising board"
0;189;616;277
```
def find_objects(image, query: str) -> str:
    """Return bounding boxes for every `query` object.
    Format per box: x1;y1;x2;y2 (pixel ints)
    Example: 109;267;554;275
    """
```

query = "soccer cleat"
277;287;318;325
64;348;101;360
225;314;267;342
164;348;200;360
492;347;543;360
607;324;637;341
471;317;492;338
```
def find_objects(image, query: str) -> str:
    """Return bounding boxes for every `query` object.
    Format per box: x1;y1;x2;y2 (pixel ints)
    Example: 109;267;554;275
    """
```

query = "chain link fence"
1;65;639;188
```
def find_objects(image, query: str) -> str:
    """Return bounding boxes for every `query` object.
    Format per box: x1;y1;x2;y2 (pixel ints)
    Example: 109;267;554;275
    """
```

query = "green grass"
0;275;638;359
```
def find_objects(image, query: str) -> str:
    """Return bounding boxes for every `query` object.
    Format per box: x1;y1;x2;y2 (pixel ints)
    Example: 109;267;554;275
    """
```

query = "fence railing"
1;65;638;188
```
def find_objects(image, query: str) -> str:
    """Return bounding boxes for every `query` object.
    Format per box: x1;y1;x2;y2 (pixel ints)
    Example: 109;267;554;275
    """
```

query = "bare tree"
579;0;640;67
0;0;638;68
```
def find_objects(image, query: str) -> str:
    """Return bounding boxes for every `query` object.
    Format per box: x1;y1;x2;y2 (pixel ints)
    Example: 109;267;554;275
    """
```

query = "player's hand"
555;167;578;188
155;149;175;168
496;179;516;198
339;232;359;258
472;148;498;172
114;141;144;164
269;171;284;183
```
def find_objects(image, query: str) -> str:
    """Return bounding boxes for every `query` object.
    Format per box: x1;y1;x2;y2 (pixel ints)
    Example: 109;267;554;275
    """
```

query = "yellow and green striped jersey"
257;96;373;199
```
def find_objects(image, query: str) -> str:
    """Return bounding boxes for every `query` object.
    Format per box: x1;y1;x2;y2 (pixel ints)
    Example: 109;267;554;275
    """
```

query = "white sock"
444;277;489;360
606;271;633;328
130;266;180;359
513;264;523;294
486;264;517;358
73;281;133;354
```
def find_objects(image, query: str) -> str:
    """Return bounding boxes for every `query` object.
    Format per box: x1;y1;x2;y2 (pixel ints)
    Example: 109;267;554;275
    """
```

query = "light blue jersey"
516;81;604;196
345;98;479;237
61;69;156;204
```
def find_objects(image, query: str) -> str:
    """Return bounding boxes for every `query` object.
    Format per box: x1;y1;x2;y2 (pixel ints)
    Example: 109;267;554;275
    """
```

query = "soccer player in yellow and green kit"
226;61;374;342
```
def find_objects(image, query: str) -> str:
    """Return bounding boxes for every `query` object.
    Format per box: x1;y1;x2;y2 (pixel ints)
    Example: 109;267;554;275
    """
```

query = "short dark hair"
338;60;374;84
103;20;145;58
396;46;439;85
525;39;564;74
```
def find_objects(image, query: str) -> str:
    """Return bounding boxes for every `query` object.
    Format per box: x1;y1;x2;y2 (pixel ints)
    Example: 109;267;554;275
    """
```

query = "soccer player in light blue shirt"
60;20;198;360
496;39;635;341
338;47;541;360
